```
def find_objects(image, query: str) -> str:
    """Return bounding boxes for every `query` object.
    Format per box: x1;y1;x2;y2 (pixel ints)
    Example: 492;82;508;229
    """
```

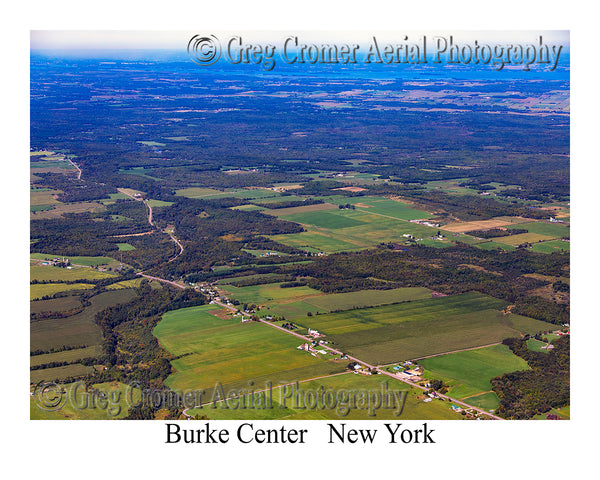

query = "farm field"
314;195;433;221
30;283;94;300
492;232;554;246
175;187;230;198
31;345;103;367
30;295;81;314
530;240;570;253
116;243;135;251
280;210;368;229
270;208;442;253
30;189;62;206
266;202;339;216
30;201;106;219
419;344;531;408
31;253;118;267
230;204;267;211
218;282;322;305
30;288;138;353
441;217;530;233
186;372;463;420
146;199;173;207
30;364;95;383
30;265;116;282
508;221;569;238
296;293;554;365
99;192;130;205
153;305;346;394
260;287;433;320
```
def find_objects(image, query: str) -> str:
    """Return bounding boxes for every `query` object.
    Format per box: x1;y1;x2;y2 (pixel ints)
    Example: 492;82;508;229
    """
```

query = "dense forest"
492;336;570;419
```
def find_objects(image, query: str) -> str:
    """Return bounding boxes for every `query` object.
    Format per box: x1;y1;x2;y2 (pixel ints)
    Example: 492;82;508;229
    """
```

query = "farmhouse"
307;328;322;338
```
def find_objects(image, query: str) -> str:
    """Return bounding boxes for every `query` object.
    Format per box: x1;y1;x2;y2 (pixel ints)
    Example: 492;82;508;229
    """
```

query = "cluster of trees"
287;243;569;324
492;336;569;419
464;228;528;238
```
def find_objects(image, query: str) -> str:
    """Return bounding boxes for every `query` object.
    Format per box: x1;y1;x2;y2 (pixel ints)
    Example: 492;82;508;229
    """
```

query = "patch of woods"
91;281;207;419
492;335;569;419
288;243;569;324
465;227;528;238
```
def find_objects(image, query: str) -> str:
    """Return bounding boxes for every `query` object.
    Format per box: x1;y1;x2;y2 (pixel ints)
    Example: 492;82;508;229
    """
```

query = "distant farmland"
296;292;555;365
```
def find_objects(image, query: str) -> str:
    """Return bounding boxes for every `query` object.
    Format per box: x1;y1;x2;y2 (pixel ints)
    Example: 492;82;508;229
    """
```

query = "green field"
296;293;554;365
419;344;530;407
146;199;173;207
30;289;138;353
30;264;116;282
31;253;117;267
30;295;81;314
493;232;554;246
281;210;368;229
30;283;95;300
116;243;136;251
271;203;441;253
31;345;103;367
508;221;569;238
175;187;227;198
230;204;268;212
153;305;346;393
530;240;570;254
30;364;95;383
186;373;464;420
218;282;322;305
260;287;433;320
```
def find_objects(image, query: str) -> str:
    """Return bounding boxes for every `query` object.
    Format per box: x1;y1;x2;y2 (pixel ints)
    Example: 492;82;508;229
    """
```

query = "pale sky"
30;30;570;51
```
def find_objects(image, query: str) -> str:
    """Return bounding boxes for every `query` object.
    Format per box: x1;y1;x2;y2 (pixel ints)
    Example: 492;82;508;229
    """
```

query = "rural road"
117;188;185;264
192;298;503;419
68;157;82;179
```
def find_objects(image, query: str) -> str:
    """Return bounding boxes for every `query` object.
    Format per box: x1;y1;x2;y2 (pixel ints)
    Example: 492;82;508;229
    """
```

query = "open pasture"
266;202;338;216
507;221;569;238
153;305;343;393
530;240;570;254
30;283;94;300
419;344;530;401
30;189;62;206
218;282;322;305
30;264;116;281
493;232;554;246
30;346;103;367
31;253;118;267
260;287;433;320
30;202;106;219
270;209;441;253
441;217;528;233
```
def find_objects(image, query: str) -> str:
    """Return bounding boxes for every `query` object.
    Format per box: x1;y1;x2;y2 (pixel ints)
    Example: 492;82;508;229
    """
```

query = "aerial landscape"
29;31;570;421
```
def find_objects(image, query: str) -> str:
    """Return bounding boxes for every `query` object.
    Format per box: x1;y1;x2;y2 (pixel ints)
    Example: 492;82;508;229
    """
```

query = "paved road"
137;272;186;290
255;319;503;420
